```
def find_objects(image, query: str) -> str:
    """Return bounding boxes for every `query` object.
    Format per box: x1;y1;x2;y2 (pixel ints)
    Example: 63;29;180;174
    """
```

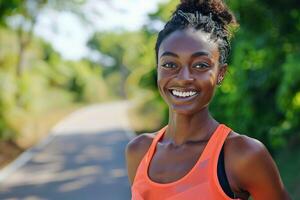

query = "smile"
169;89;199;98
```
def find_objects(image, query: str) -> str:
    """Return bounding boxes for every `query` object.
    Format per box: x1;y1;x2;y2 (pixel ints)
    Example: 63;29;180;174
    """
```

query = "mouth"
168;88;199;101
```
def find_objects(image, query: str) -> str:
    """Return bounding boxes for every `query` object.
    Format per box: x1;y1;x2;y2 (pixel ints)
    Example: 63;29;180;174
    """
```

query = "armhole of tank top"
132;149;148;186
131;138;153;186
212;125;238;200
132;128;166;186
217;145;236;198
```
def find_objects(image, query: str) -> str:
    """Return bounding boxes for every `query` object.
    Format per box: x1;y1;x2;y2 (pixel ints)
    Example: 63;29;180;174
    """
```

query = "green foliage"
66;61;109;102
88;30;158;99
276;145;300;199
148;0;179;22
217;0;300;152
0;71;17;140
0;24;110;141
0;0;22;23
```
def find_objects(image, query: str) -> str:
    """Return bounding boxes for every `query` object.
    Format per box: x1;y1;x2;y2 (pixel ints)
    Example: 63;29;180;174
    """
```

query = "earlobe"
217;63;228;85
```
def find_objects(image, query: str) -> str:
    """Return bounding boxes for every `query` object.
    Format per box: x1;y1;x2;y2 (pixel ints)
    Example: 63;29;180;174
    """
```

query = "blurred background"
0;0;299;199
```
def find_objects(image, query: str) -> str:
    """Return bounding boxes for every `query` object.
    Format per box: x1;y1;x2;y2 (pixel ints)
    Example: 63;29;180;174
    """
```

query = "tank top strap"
145;124;231;163
213;124;232;155
199;124;232;161
145;125;168;164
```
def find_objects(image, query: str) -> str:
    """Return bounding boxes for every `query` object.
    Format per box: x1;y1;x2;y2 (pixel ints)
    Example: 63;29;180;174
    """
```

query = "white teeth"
171;90;197;98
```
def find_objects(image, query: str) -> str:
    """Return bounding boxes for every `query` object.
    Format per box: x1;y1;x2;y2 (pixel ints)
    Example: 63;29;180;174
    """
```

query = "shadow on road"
0;129;131;200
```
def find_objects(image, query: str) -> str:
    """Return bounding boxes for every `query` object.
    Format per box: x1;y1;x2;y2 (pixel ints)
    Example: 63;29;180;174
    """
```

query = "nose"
177;66;194;82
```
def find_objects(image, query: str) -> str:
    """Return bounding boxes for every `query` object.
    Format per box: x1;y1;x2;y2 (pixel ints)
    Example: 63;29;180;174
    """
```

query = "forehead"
158;28;219;58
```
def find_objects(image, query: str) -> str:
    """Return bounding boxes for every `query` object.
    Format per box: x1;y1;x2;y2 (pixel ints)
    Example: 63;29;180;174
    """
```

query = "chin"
169;104;201;115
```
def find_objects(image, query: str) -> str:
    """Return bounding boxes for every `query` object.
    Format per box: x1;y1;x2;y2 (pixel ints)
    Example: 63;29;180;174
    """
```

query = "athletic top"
131;123;241;200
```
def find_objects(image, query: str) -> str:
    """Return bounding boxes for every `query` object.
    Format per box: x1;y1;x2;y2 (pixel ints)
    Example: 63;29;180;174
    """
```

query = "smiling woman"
125;0;291;200
157;28;221;115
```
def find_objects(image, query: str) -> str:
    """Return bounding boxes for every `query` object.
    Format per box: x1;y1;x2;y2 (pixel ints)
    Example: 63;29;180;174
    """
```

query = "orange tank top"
131;123;241;200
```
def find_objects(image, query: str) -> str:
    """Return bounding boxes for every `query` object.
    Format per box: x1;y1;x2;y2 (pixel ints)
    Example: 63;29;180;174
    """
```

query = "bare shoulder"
224;131;268;186
225;131;268;163
125;132;157;186
125;132;156;157
224;130;277;180
224;130;290;199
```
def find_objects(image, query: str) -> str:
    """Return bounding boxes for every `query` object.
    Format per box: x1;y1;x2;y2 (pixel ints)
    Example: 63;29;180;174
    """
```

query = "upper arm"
230;136;290;200
125;133;153;186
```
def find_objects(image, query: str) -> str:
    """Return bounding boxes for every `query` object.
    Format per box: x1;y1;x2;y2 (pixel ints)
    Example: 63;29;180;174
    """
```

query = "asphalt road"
0;101;134;200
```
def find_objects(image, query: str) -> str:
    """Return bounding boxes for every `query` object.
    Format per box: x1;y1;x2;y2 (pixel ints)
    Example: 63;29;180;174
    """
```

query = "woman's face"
157;28;227;115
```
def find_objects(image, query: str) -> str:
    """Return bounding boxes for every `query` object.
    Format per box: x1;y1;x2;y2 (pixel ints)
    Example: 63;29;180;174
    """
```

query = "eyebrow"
160;51;210;59
191;51;210;58
160;51;179;58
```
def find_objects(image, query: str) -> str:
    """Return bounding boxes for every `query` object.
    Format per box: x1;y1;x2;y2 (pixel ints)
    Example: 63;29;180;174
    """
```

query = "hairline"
156;27;225;67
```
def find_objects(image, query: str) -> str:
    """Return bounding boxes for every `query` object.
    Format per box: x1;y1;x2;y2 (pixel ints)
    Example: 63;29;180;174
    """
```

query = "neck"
164;106;219;147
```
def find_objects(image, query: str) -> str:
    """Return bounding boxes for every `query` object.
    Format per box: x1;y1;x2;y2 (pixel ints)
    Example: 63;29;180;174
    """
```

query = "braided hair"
155;0;238;65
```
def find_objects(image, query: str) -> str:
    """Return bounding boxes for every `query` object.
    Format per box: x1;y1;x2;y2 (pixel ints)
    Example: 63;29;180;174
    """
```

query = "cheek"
157;67;171;83
198;70;217;89
198;70;218;104
157;67;168;79
208;70;218;87
157;70;167;96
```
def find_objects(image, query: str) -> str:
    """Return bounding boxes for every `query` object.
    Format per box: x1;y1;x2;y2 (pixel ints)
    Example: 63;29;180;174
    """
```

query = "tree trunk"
16;18;36;76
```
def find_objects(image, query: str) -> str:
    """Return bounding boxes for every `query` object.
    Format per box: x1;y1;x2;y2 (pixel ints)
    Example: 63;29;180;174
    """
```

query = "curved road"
0;100;135;200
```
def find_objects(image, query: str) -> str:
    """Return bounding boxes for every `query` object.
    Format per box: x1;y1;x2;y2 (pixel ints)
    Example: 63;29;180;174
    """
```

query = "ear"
217;63;228;85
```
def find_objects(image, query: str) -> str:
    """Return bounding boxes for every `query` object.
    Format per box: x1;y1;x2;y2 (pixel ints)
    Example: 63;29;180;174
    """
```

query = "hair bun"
177;0;236;26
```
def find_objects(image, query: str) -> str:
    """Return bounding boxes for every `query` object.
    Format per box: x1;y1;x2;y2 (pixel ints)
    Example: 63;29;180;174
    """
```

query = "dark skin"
125;28;290;200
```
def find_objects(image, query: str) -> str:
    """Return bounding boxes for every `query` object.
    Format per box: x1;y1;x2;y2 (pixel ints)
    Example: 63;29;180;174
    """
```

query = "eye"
161;62;177;68
193;62;210;69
